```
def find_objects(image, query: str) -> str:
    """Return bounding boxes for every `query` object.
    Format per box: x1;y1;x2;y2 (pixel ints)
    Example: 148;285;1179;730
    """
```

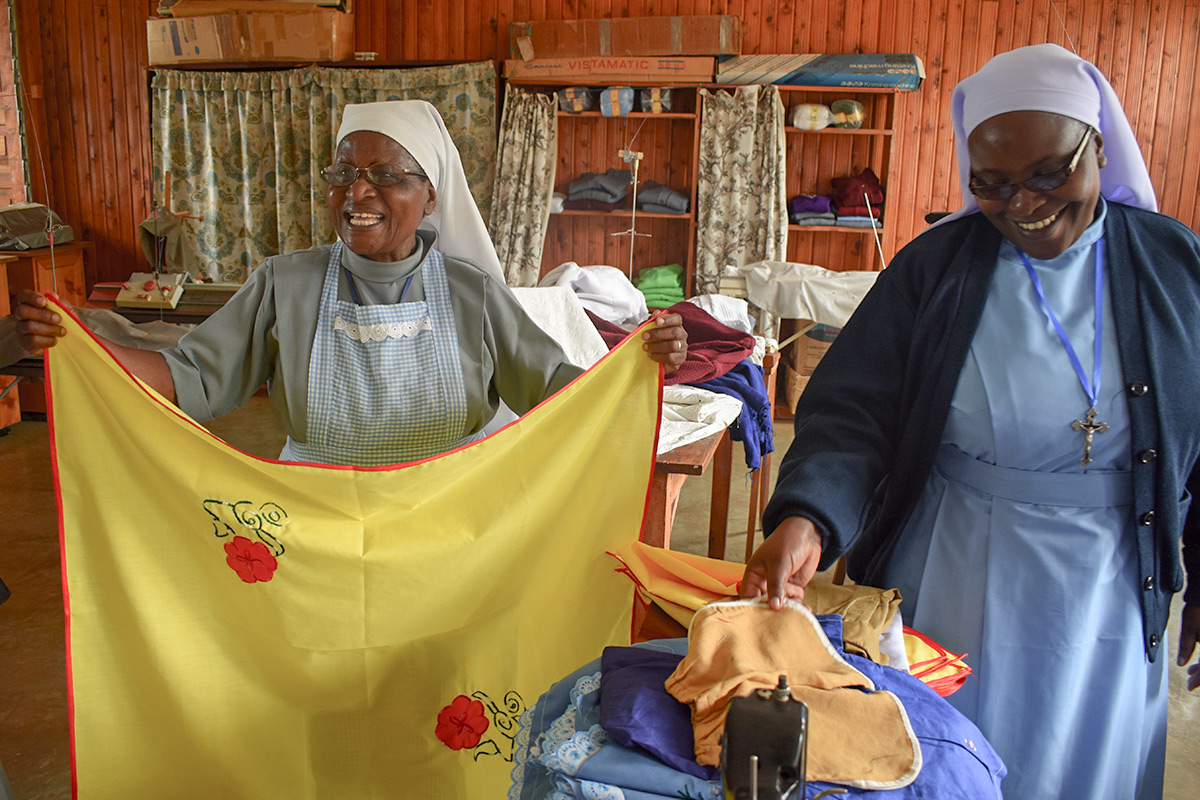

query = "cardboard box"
147;9;355;65
510;16;740;60
503;57;715;85
783;321;839;411
717;54;925;91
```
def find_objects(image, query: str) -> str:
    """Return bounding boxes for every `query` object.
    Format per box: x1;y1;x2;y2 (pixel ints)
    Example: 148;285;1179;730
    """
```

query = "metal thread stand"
611;148;651;281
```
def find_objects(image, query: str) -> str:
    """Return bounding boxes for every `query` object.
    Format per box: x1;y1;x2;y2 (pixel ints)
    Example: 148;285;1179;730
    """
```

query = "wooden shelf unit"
504;82;904;292
778;85;898;272
510;82;702;294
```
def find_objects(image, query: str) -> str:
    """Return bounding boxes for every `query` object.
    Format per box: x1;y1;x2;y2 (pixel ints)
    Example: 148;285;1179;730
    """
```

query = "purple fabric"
789;194;833;215
599;646;721;781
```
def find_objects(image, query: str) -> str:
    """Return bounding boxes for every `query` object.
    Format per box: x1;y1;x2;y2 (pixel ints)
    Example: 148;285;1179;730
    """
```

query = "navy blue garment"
599;646;720;781
0;576;8;606
696;359;774;470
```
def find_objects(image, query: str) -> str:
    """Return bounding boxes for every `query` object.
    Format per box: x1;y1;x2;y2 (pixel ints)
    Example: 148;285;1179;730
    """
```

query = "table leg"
706;430;732;559
644;471;688;549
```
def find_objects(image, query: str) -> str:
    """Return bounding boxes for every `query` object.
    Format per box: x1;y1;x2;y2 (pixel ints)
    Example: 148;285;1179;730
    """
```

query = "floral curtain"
150;62;496;283
694;86;787;334
488;85;557;288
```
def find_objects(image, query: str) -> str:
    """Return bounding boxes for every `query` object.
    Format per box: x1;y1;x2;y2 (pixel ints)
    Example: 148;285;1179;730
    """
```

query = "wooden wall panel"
0;0;24;204
6;0;1200;285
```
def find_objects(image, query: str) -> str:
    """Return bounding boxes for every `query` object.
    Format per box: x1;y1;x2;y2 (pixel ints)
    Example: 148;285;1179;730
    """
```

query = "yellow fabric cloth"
45;297;660;798
609;541;900;662
664;599;921;789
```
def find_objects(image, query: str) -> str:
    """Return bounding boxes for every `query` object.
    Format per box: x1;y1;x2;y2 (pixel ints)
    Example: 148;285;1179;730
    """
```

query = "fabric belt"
936;443;1133;508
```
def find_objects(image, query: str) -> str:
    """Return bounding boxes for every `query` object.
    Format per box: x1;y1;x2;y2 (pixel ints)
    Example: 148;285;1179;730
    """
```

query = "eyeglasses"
968;127;1094;201
321;163;429;188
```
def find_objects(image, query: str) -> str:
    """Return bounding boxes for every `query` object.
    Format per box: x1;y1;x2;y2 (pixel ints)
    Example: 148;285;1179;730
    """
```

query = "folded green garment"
634;263;684;291
640;290;686;309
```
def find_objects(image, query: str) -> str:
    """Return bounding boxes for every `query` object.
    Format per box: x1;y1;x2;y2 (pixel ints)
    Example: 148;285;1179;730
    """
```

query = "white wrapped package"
740;260;879;327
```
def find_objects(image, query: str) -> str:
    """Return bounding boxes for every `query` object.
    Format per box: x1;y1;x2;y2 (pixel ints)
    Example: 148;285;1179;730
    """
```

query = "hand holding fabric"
14;289;66;355
641;312;688;374
739;516;823;608
1179;602;1200;691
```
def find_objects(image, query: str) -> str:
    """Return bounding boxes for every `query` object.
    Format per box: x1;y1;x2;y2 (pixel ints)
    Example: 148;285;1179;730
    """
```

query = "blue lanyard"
342;265;414;307
1016;239;1105;409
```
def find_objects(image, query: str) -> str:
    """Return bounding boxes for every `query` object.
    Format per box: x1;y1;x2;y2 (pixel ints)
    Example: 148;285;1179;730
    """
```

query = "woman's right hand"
14;290;66;356
739;516;824;608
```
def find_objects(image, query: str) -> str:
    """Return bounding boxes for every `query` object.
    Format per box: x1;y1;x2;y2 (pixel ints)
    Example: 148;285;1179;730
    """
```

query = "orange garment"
610;542;900;662
665;599;921;789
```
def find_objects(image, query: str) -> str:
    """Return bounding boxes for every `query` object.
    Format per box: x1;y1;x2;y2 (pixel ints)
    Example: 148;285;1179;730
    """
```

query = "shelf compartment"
788;224;884;233
554;209;693;220
558;110;695;120
784;126;892;136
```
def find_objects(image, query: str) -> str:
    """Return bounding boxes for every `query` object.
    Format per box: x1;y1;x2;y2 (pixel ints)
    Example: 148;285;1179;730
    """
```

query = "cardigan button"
1143;576;1155;591
1128;382;1149;396
1138;449;1157;464
1149;634;1159;649
1140;511;1155;525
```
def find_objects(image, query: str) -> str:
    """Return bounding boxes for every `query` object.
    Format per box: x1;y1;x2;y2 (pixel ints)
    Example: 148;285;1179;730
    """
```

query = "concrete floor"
0;398;1197;797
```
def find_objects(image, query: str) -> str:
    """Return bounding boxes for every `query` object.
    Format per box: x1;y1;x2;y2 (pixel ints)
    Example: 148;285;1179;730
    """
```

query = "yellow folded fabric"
609;541;900;662
45;297;660;798
665;599;921;789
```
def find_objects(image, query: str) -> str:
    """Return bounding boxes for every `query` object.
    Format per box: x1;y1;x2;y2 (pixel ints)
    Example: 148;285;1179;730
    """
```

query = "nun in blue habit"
742;44;1200;799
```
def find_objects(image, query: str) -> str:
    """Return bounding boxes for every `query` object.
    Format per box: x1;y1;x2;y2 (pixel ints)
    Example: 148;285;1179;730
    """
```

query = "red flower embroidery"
436;695;490;751
224;536;278;583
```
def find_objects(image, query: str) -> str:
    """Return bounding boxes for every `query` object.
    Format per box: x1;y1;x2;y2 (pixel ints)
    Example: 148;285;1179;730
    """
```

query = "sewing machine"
114;272;187;309
721;675;846;800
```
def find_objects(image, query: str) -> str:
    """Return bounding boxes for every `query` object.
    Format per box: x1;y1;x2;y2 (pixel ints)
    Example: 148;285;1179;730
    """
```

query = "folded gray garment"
569;188;628;203
568;169;631;202
791;212;837;224
835;216;879;228
637;180;689;213
638;202;689;215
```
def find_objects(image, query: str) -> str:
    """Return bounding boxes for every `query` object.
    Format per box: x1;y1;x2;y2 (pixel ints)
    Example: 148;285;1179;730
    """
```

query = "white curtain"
694;86;787;334
488;85;557;287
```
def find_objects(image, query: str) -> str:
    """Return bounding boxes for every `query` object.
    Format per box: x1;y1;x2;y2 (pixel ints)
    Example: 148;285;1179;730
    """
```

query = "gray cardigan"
764;203;1200;661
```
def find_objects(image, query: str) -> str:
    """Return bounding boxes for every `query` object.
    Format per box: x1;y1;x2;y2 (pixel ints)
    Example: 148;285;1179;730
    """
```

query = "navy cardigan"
763;203;1200;661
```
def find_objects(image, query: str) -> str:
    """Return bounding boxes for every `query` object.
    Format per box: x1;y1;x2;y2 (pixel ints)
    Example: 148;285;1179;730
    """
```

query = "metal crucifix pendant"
1070;406;1109;466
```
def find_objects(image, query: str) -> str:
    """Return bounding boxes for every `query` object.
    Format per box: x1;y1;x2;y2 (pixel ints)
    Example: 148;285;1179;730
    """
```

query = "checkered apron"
280;242;477;465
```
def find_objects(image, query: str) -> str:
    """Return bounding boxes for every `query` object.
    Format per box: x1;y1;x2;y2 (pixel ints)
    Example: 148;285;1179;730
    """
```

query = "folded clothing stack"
635;263;686;309
637;180;690;215
788;193;836;225
831;167;885;227
565;168;633;210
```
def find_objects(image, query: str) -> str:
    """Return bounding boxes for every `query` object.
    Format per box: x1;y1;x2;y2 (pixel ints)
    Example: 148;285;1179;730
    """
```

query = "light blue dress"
882;204;1168;799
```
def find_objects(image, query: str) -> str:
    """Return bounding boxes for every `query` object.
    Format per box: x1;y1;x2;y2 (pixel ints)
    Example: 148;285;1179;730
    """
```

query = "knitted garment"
567;169;632;202
830;167;885;208
789;194;834;214
637;180;690;213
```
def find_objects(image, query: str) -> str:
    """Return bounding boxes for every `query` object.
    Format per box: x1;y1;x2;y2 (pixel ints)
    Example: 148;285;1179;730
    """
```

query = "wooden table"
645;427;733;555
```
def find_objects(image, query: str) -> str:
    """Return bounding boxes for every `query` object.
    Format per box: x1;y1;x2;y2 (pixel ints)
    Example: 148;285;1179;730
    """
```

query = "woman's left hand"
1180;602;1200;692
641;312;688;374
